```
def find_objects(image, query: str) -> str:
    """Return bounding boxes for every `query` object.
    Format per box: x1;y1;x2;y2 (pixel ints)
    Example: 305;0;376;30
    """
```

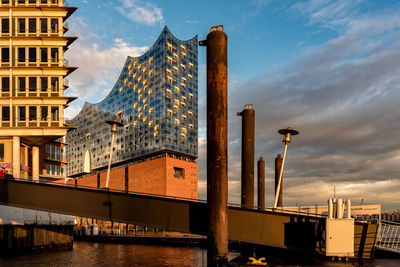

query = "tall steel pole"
273;127;299;209
257;157;265;210
237;104;255;209
274;154;283;207
105;120;123;189
200;25;228;265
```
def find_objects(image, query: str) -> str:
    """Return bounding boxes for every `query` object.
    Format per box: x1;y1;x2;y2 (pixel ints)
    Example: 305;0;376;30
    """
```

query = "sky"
65;0;400;212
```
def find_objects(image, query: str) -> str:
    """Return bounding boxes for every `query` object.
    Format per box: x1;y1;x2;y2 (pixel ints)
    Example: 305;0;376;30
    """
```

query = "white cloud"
116;0;164;26
65;38;148;103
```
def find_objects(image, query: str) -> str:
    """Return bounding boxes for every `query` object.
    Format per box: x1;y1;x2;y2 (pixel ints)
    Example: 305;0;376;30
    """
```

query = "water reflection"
0;242;399;267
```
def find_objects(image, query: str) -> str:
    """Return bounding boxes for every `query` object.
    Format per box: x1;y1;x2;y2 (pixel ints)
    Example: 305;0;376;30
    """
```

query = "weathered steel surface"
238;106;255;209
0;180;207;235
0;180;377;259
257;157;265;210
275;154;283;207
205;29;229;264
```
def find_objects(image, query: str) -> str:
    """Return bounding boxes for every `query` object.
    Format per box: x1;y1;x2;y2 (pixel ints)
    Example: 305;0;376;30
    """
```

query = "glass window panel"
2;106;10;121
2;19;9;34
2;77;9;92
29;77;36;91
40;18;47;33
0;144;4;161
18;47;25;62
2;48;9;62
41;77;48;91
29;47;36;62
41;106;48;121
19;77;26;91
40;48;48;62
18;18;25;33
28;18;36;33
18;106;26;121
29;106;36;120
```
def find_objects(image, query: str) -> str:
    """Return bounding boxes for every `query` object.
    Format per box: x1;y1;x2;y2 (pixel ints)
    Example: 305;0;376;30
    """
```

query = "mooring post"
275;154;283;207
257;157;265;210
200;25;228;266
237;104;255;209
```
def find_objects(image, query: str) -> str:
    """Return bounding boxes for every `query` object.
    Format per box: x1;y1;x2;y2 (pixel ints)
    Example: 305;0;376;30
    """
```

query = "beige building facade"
0;0;77;180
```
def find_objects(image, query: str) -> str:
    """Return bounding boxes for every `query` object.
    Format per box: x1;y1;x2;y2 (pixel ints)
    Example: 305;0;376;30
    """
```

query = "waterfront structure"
66;26;198;199
0;0;77;180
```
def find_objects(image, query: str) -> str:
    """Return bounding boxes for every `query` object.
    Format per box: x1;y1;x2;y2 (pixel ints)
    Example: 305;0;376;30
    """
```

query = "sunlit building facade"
66;27;198;199
0;0;77;180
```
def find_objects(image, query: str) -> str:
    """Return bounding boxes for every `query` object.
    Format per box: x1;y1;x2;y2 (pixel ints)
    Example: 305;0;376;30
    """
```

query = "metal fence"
375;220;400;253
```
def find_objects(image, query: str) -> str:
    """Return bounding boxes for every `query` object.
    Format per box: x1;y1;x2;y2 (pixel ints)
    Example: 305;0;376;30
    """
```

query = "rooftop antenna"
273;127;299;209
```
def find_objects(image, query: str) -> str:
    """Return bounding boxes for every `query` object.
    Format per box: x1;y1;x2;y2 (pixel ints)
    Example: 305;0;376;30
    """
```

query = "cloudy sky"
65;0;400;211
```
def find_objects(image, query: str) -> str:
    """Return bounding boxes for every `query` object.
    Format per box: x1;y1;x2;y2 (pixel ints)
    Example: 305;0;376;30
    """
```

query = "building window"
29;77;37;91
117;110;123;118
50;18;58;33
18;18;25;33
18;106;26;121
41;48;48;62
41;77;48;91
0;144;4;162
51;77;58;91
41;106;48;121
51;48;58;62
2;48;9;62
28;18;36;33
40;18;47;33
173;167;184;179
29;106;37;121
2;77;9;92
1;18;9;34
51;107;59;121
18;48;25;62
2;106;9;121
29;47;36;62
18;77;26;91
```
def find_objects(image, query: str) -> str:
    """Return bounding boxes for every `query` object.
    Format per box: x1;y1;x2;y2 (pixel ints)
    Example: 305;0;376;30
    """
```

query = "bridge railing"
375;219;400;253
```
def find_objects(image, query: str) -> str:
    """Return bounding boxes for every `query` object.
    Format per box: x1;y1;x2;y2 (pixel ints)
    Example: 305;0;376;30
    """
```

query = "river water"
0;242;399;266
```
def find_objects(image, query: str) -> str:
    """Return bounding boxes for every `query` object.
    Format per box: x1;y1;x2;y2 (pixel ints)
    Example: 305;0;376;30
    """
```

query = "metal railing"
375;220;400;253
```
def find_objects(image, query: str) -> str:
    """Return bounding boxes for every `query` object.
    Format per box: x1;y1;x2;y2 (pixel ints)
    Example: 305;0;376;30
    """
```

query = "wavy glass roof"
66;26;198;176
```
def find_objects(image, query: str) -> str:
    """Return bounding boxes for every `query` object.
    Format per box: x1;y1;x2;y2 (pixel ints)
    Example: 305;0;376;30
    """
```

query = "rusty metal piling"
237;105;255;209
201;27;228;265
275;154;283;207
257;157;265;210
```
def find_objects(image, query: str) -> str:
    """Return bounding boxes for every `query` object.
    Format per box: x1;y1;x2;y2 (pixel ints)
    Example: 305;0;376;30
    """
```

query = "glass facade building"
66;27;198;176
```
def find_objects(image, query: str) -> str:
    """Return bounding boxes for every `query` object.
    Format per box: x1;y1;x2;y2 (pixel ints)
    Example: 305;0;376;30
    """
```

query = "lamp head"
106;120;123;133
278;127;299;144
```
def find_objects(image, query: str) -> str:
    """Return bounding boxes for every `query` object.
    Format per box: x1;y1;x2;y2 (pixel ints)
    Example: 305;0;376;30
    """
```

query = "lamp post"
273;127;299;209
105;119;123;189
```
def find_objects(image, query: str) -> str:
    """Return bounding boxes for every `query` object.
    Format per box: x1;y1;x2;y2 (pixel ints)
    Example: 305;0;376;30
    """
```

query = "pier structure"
200;24;229;265
237;104;255;209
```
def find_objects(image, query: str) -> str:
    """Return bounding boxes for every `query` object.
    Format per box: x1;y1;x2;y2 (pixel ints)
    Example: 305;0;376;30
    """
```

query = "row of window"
1;17;60;34
1;106;59;121
1;0;61;5
0;76;60;92
46;163;64;177
0;47;60;63
46;144;63;161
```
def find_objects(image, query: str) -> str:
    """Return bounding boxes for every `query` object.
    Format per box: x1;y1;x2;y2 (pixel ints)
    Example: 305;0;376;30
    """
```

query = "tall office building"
66;26;198;199
0;0;77;180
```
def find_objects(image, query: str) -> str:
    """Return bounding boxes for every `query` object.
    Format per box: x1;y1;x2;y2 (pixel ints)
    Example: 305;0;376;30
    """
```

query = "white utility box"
326;218;354;257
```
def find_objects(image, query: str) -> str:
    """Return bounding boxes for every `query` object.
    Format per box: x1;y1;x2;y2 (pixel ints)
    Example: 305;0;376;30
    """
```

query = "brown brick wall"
68;156;198;199
166;157;198;199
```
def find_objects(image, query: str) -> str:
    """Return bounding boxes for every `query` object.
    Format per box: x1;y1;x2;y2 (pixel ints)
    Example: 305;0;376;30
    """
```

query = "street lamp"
273;127;299;209
105;119;123;189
